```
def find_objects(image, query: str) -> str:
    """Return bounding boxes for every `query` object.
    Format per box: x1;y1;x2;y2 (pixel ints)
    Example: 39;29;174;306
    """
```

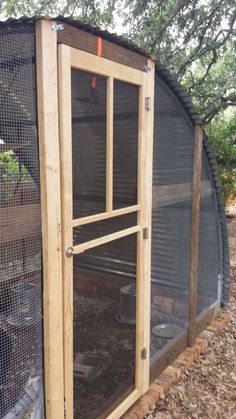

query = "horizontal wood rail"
70;47;145;85
0;203;41;244
72;225;140;254
72;204;140;227
57;22;148;73
152;180;211;208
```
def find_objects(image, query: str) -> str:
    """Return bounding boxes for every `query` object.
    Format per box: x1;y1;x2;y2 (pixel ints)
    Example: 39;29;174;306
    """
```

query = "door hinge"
64;398;66;416
141;347;147;360
145;97;151;111
51;24;64;31
143;227;149;239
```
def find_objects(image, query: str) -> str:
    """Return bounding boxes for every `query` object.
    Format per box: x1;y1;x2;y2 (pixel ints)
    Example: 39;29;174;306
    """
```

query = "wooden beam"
58;44;73;419
72;204;140;227
70;47;145;85
57;22;148;72
188;125;203;347
152;180;211;208
0;204;41;244
150;331;188;382
73;225;140;254
106;76;113;212
106;390;139;419
36;19;64;418
138;58;155;393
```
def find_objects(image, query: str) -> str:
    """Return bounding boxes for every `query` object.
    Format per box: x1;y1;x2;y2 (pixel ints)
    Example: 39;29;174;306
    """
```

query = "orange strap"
91;37;103;89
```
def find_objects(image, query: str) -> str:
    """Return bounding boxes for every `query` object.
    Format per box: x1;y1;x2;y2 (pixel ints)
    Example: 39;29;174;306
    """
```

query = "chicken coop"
0;16;229;419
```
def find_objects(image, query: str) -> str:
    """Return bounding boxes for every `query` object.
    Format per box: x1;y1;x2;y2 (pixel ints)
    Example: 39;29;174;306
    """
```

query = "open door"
58;44;154;419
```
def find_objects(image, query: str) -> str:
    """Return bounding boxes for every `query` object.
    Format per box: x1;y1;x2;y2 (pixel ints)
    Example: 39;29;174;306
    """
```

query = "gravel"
146;205;236;419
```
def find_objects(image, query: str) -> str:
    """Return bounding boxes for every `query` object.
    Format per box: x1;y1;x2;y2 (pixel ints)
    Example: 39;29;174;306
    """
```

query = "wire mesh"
0;23;44;418
197;150;222;314
150;77;194;359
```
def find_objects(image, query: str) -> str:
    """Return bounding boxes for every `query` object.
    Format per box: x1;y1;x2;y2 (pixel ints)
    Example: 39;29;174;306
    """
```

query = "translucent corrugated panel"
197;151;222;314
0;24;44;417
150;78;194;361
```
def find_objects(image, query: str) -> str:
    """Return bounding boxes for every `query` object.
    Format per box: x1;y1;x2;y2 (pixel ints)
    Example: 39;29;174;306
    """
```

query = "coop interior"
0;20;223;419
0;24;44;418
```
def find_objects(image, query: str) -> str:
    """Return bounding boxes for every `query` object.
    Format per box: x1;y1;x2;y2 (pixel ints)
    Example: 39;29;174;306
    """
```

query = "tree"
206;112;236;202
1;0;236;200
1;0;235;123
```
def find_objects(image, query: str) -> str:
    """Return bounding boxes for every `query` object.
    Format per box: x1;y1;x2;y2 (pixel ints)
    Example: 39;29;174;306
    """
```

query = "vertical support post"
36;19;64;418
188;124;203;346
136;59;155;394
106;76;114;212
58;44;73;419
142;59;155;391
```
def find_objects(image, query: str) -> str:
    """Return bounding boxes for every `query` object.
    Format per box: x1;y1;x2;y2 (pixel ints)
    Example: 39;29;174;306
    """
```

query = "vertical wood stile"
58;44;73;419
136;82;146;394
142;59;155;392
36;19;64;418
188;125;203;346
106;76;114;212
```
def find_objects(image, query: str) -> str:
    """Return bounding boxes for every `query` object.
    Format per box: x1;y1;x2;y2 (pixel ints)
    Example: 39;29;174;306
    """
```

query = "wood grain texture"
70;47;145;85
0;204;40;244
58;43;73;419
140;58;155;392
188;125;203;347
73;225;140;254
57;22;148;72
152;180;211;207
36;19;64;419
72;204;140;227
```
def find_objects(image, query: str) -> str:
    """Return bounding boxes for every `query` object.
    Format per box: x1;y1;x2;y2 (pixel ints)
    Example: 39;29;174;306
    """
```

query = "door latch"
66;246;74;257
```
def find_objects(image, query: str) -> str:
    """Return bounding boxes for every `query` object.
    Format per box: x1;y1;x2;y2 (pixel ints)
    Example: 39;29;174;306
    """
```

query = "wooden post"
36;19;64;418
142;59;155;392
188;125;203;346
58;44;73;419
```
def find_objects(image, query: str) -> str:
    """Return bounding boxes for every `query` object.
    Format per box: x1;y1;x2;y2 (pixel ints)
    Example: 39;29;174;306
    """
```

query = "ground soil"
146;204;236;419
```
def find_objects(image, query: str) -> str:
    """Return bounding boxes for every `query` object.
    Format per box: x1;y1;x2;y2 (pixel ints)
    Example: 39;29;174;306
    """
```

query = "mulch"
146;205;236;419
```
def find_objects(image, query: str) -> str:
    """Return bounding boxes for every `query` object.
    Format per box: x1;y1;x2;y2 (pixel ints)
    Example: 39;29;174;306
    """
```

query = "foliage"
1;0;235;122
206;113;236;202
0;151;31;182
0;0;235;198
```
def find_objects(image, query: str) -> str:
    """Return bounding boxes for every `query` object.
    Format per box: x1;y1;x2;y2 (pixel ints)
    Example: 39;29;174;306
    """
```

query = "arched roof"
0;15;229;306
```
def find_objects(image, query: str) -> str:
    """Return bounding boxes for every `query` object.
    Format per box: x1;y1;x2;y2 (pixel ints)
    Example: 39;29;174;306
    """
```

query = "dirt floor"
146;204;236;419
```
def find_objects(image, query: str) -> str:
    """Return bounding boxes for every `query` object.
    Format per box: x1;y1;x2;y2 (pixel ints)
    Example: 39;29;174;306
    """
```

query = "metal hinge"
145;97;151;111
143;227;149;239
51;24;64;31
141;347;147;360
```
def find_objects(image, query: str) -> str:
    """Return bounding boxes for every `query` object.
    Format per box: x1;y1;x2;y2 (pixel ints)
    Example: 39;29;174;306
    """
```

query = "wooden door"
58;44;154;419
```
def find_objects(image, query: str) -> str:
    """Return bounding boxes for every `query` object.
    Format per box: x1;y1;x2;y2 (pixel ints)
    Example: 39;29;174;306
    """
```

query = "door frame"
37;14;154;417
58;44;154;419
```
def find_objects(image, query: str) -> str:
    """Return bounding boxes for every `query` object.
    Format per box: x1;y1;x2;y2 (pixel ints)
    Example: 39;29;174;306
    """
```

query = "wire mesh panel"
113;80;139;209
73;234;137;419
72;69;107;218
0;23;44;417
150;78;194;361
197;151;222;314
